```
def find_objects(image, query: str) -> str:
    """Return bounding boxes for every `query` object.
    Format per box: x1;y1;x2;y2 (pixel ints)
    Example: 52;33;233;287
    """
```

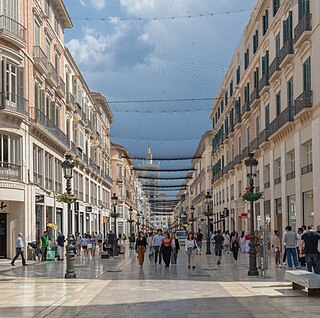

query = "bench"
285;270;320;296
99;251;110;259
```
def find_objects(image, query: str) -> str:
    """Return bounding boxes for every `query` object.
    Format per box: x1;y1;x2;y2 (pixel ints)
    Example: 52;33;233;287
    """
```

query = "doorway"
0;214;7;258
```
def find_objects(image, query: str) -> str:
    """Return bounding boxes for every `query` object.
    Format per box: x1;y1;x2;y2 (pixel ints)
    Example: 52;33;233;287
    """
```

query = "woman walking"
161;232;173;268
88;234;97;260
147;232;154;260
240;231;246;253
231;231;240;261
171;232;180;266
272;230;281;267
135;231;147;267
185;232;198;269
81;235;89;258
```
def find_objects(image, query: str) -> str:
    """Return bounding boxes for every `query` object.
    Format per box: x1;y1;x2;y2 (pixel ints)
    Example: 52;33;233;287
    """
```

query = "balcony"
274;177;281;185
269;57;281;81
301;164;312;175
250;87;260;109
0;92;28;117
264;181;270;189
34;108;70;148
0;162;22;182
234;112;242;127
286;171;295;180
56;76;65;98
294;14;312;48
83;153;88;165
46;62;58;87
0;15;26;48
250;138;259;152
294;90;313;116
76;104;89;125
66;92;75;111
234;154;242;166
259;72;269;95
33;46;47;74
241;100;250;117
268;107;293;137
70;141;77;155
230;122;235;134
258;129;269;146
279;39;294;68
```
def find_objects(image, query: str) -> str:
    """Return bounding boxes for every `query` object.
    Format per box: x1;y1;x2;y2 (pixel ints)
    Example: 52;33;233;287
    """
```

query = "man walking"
196;229;203;255
213;230;224;265
56;231;65;261
11;233;27;266
283;225;299;269
152;229;164;265
300;225;320;274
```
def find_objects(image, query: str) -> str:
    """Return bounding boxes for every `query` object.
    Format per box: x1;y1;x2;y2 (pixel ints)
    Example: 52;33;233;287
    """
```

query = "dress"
162;239;173;267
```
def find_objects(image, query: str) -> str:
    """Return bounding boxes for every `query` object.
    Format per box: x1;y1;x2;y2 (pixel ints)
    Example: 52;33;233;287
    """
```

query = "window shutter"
283;20;288;42
40;90;45;113
17;67;24;111
50;101;55;123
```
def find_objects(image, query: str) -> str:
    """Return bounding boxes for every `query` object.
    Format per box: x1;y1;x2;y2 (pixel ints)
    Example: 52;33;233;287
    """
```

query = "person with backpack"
196;229;203;255
185;232;198;269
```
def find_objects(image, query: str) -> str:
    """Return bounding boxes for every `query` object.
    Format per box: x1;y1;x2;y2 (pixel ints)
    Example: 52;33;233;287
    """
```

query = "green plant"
56;192;77;204
110;212;120;218
242;187;263;202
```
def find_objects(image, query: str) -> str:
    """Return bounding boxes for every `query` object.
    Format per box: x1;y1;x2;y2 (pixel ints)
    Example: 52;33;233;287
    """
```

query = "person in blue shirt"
56;231;65;261
11;233;27;266
152;229;164;265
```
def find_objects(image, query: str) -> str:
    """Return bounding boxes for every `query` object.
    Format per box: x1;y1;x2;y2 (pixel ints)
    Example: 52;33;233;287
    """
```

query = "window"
276;93;281;116
261;51;269;75
265;105;270;128
34;20;40;47
5;63;17;101
85;178;89;202
224;91;228;106
231;144;235;161
273;0;280;16
287;77;294;108
262;9;269;35
45;38;51;63
254;67;259;89
244;49;249;70
238;136;242;154
275;33;280;57
229;80;233;97
303;57;311;91
305;141;312;166
55;159;62;193
79;174;83;201
298;0;310;21
274;158;281;179
244;83;250;102
33;144;43;186
283;11;293;42
288;151;295;173
236;66;240;85
45;152;53;190
253;30;259;54
255;116;260;138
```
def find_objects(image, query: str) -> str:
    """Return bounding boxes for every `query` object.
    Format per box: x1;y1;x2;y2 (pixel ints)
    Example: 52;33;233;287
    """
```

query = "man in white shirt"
11;233;28;266
152;229;164;265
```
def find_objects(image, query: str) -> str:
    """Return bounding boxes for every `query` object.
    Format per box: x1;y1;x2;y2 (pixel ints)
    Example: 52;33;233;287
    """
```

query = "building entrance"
0;213;7;258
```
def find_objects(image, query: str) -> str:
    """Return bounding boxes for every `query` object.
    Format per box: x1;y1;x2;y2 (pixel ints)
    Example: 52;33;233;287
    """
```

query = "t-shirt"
196;232;203;242
56;234;65;247
301;231;320;254
97;233;103;240
214;234;224;245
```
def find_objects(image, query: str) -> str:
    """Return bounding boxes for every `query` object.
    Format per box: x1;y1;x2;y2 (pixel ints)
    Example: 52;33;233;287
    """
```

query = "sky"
63;0;256;197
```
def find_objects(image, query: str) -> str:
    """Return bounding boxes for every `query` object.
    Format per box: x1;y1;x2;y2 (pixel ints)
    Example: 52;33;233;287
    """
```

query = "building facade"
210;0;319;235
0;0;113;259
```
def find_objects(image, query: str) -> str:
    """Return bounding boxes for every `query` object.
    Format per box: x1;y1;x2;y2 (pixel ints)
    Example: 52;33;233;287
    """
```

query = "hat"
317;225;320;231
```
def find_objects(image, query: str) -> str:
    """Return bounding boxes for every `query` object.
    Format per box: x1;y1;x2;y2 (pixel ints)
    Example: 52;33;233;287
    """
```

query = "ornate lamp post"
111;193;119;256
61;155;76;279
244;153;259;276
129;206;133;236
205;191;212;255
190;205;195;234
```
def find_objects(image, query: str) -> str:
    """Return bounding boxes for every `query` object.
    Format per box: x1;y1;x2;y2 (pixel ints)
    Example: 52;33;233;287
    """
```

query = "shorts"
215;245;223;256
98;240;102;243
197;242;202;248
186;247;195;254
82;246;87;249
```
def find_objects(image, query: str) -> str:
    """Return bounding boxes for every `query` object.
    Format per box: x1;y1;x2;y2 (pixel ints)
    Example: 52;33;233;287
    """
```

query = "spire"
146;142;152;164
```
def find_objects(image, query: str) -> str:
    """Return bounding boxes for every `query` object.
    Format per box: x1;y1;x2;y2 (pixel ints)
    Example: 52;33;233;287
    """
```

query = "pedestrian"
255;230;261;267
223;231;231;254
41;231;50;261
300;225;320;274
240;231;246;253
135;231;147;267
272;230;281;267
130;233;135;250
195;229;203;255
56;231;65;261
283;225;299;269
231;231;240;261
171;232;180;265
152;229;164;266
297;227;306;267
185;232;198;269
147;232;154;260
107;231;115;257
213;230;224;265
119;234;126;254
75;232;82;256
161;232;173;268
282;227;287;266
81;234;89;258
244;232;250;252
11;233;28;266
88;234;97;260
97;231;103;248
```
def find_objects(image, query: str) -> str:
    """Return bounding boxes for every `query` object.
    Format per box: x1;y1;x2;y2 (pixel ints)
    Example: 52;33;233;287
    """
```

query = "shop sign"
86;206;92;213
240;213;248;218
103;216;109;223
35;195;44;204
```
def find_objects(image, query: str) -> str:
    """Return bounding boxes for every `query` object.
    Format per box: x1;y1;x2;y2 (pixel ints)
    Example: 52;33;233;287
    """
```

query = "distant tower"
146;142;152;164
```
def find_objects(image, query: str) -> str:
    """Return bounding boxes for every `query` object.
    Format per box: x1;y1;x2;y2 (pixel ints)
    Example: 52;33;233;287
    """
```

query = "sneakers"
188;265;191;269
217;260;221;265
192;266;196;269
10;262;15;266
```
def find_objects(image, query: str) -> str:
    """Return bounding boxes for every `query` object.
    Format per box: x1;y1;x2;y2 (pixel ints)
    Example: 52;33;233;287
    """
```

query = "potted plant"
56;192;77;204
110;212;120;218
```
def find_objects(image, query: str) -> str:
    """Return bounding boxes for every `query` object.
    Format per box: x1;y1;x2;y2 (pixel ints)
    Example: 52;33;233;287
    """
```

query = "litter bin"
46;240;57;261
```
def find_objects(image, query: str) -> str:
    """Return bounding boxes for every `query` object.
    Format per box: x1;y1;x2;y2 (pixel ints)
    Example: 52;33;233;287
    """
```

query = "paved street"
0;249;319;318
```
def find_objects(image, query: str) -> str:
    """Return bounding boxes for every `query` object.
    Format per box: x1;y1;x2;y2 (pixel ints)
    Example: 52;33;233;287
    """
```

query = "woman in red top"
161;232;174;268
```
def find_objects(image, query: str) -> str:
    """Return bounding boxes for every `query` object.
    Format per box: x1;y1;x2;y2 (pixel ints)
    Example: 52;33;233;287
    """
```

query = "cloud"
79;0;107;10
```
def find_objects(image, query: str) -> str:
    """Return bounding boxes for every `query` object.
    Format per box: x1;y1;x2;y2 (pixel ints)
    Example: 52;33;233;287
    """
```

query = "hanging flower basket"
110;212;120;218
204;211;213;217
127;219;135;223
56;193;77;204
242;187;263;201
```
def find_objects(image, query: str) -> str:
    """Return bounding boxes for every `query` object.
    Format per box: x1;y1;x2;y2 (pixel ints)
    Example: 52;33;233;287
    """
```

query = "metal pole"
191;211;194;234
206;211;211;255
113;204;118;256
248;175;258;276
65;176;76;279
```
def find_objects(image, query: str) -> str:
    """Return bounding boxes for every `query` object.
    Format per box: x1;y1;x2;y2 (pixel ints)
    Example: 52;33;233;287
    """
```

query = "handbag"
87;243;93;249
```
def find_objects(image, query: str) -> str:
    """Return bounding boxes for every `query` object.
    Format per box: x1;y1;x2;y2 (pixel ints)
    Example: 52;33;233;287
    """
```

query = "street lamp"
205;191;212;255
129;206;133;237
61;154;76;279
244;152;259;276
191;205;195;234
111;193;119;256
